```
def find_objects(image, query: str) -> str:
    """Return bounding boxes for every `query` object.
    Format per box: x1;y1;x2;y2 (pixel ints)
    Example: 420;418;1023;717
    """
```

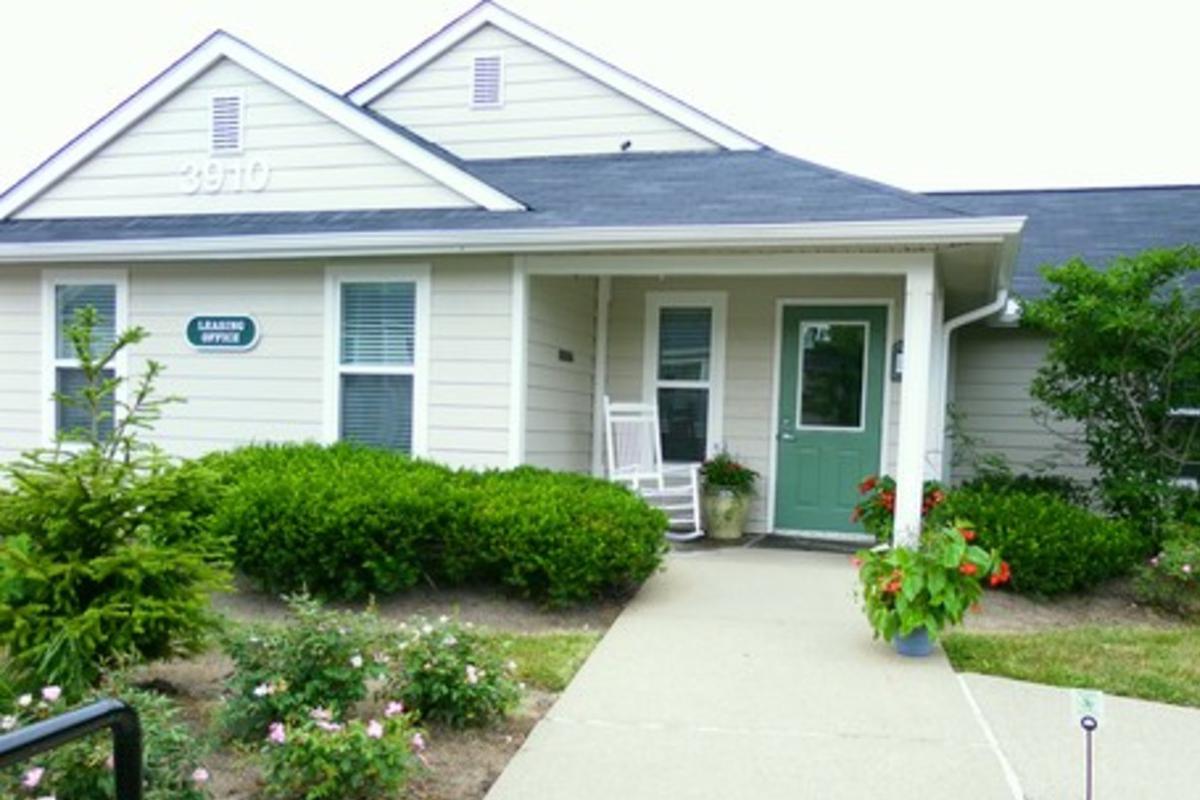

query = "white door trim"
642;290;728;460
767;297;895;534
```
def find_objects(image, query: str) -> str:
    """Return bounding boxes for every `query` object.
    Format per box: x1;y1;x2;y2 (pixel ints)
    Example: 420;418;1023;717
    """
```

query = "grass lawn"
483;631;600;692
944;625;1200;708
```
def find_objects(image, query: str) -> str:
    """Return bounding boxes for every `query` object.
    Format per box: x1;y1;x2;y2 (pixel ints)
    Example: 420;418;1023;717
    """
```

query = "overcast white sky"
2;0;1199;193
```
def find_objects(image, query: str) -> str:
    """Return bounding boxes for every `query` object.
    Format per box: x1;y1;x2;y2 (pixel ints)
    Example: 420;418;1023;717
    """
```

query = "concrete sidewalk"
486;547;1017;800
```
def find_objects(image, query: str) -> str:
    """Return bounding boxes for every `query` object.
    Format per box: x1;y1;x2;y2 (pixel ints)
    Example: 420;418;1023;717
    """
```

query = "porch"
516;247;1008;544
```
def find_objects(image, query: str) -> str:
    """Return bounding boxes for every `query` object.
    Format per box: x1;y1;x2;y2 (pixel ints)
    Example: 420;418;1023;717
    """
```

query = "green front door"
774;305;887;532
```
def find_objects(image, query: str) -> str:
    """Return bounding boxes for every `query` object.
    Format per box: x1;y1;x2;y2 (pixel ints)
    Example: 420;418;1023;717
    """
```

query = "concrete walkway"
486;547;1018;800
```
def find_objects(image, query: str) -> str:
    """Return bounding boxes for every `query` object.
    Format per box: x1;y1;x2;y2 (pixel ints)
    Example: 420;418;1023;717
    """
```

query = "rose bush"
1134;523;1200;617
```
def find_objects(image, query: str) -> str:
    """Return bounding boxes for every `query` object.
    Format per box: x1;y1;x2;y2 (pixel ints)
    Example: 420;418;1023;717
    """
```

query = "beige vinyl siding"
17;59;473;219
950;326;1090;482
427;256;513;469
524;275;596;472
127;262;325;456
607;275;905;532
369;24;717;159
0;267;44;462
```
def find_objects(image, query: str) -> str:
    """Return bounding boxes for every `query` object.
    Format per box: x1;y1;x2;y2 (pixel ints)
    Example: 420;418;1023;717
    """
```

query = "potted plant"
699;452;759;540
853;523;1010;656
851;474;946;542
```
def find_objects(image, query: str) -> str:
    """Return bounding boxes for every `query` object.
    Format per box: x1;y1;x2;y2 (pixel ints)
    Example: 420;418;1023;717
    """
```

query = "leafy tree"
1021;246;1200;531
0;307;230;698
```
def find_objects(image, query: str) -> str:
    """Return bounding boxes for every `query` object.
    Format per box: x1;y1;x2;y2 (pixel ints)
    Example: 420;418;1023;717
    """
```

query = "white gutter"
0;216;1027;263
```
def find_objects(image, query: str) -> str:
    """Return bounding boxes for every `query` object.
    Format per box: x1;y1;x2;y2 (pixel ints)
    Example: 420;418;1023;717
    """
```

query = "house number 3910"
181;159;271;194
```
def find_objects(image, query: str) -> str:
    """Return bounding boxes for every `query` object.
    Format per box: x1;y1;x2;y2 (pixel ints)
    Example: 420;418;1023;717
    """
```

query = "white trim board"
766;297;895;534
346;1;760;151
0;31;524;219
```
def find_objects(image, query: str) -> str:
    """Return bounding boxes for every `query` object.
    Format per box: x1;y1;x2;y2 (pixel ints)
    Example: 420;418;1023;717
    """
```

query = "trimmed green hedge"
203;444;667;605
932;485;1148;596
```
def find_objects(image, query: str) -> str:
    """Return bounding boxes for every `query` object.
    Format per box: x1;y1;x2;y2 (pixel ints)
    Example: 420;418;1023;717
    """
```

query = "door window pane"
341;282;415;366
658;387;708;462
57;367;115;439
658;308;711;381
341;373;413;452
798;322;866;429
56;284;116;358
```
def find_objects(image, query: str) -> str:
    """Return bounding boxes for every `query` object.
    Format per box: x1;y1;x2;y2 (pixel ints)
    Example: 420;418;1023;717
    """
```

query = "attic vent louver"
210;94;244;154
471;55;503;108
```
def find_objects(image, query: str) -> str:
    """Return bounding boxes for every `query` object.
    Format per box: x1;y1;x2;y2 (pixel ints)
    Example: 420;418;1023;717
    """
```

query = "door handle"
778;431;796;442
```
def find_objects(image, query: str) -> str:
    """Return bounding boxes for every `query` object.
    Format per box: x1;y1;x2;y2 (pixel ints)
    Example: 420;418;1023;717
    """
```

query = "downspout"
935;289;1010;480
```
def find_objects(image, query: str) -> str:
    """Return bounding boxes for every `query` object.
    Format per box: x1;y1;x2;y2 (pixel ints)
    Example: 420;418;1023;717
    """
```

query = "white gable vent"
209;94;244;154
470;55;503;108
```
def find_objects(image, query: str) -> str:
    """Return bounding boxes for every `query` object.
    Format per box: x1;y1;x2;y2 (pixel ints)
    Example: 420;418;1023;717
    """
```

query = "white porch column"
591;276;612;477
893;257;937;548
924;281;947;479
507;257;529;467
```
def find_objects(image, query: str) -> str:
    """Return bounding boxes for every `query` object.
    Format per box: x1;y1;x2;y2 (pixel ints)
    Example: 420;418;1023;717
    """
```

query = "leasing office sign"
185;315;260;351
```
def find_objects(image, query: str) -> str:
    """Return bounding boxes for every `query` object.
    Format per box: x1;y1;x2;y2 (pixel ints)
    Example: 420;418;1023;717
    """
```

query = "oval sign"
186;315;260;352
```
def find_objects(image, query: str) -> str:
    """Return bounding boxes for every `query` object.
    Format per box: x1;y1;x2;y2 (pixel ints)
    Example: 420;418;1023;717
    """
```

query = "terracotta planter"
702;489;751;540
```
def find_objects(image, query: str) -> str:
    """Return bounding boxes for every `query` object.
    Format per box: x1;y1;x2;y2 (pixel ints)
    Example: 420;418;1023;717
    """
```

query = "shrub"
960;470;1092;507
203;443;467;600
0;309;229;698
932;486;1147;596
0;679;211;800
260;711;423;800
385;616;520;728
855;524;1009;642
463;467;669;606
220;595;387;740
205;446;668;606
1134;524;1200;617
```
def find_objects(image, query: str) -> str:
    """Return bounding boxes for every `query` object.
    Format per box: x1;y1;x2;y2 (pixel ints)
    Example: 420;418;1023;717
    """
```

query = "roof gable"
0;31;523;219
347;2;759;158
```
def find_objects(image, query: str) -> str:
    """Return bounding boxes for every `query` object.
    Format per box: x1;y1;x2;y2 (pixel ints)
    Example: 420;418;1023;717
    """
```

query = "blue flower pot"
894;627;934;657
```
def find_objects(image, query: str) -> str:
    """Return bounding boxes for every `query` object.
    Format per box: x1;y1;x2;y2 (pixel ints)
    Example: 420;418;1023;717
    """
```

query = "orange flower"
958;562;979;577
989;560;1012;587
858;476;878;494
960;528;977;542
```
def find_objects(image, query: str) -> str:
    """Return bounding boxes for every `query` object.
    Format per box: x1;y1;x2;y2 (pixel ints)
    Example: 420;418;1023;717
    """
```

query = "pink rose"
192;767;210;784
41;686;61;703
267;722;286;745
367;719;384;739
385;701;405;718
23;767;45;788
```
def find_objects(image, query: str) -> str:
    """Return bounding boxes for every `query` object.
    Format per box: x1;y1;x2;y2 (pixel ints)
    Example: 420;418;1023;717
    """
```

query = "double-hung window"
644;292;726;462
45;273;126;441
329;267;428;454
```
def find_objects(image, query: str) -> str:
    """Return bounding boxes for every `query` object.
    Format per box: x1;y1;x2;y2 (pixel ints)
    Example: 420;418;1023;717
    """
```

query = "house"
0;2;1194;544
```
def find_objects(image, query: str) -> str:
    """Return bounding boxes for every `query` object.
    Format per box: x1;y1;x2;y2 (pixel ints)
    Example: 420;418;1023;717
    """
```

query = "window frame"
323;264;430;456
794;319;871;433
41;269;130;444
642;291;727;462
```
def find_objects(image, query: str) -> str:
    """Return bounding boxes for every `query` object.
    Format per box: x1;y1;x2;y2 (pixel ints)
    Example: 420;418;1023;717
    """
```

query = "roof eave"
0;216;1027;263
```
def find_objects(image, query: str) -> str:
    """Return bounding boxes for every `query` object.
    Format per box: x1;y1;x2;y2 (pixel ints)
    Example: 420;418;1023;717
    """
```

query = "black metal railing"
0;698;142;799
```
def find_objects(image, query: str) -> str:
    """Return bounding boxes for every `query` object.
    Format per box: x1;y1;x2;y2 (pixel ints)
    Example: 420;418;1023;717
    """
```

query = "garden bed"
127;590;607;800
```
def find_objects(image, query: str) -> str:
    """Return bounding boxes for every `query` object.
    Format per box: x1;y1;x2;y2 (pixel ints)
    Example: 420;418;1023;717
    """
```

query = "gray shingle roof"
0;150;966;244
931;186;1200;296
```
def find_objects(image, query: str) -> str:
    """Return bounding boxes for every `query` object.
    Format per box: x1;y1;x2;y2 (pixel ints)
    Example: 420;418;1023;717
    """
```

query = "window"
797;321;868;430
210;93;244;154
328;268;428;454
644;293;726;463
48;280;122;440
470;55;504;108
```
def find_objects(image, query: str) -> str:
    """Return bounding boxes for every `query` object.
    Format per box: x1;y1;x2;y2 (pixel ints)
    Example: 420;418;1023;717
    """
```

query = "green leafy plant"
220;595;387;740
1021;247;1200;530
1135;523;1200;617
204;445;668;606
386;616;521;728
854;523;1009;642
851;475;946;542
0;678;211;800
699;451;759;496
260;711;423;800
929;485;1147;596
0;308;229;698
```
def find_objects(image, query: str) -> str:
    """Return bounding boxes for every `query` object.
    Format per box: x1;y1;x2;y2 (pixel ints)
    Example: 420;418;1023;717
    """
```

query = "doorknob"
778;431;796;442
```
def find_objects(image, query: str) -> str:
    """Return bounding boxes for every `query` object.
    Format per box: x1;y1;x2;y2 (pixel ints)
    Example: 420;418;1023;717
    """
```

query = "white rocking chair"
603;396;704;542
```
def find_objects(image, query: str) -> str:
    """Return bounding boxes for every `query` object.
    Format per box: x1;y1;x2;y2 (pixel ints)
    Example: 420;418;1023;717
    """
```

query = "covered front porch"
515;245;1013;544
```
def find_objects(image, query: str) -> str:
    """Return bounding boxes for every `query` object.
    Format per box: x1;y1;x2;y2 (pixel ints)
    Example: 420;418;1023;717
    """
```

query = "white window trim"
208;91;246;156
41;268;130;445
323;264;431;456
469;53;505;109
642;291;727;461
795;319;870;434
